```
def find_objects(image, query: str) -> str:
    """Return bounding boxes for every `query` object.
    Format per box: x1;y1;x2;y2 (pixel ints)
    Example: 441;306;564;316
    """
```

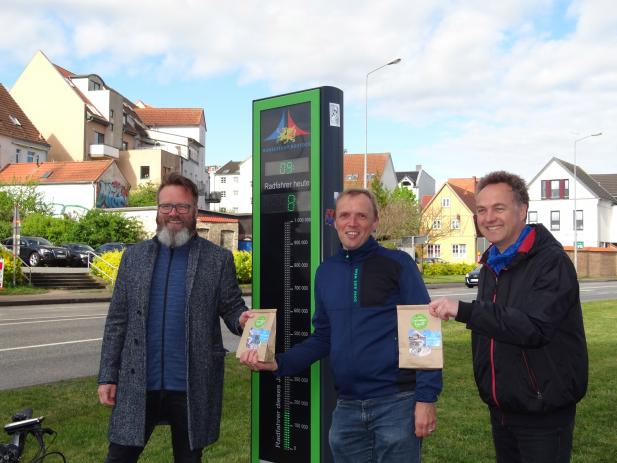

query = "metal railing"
0;244;32;285
87;251;119;286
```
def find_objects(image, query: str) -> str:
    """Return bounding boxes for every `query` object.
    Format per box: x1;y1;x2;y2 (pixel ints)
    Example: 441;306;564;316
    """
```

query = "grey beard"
157;226;192;248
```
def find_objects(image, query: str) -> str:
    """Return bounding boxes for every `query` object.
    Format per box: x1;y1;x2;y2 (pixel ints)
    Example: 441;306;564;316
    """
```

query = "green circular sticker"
254;315;266;328
411;314;428;329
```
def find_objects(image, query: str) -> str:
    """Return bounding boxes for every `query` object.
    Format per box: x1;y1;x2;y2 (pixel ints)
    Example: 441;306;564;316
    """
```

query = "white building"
396;165;436;201
527;157;617;248
210;158;252;213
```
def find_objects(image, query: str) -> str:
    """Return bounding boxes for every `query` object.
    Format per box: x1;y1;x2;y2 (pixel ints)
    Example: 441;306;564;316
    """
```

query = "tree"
0;182;52;239
369;173;389;210
72;209;145;247
128;182;158;207
375;186;422;242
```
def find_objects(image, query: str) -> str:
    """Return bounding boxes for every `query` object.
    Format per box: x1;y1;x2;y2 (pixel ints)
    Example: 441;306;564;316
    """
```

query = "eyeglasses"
158;203;192;214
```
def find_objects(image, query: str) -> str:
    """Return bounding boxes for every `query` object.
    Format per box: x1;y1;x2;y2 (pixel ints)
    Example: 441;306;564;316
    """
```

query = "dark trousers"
105;391;203;463
491;415;575;463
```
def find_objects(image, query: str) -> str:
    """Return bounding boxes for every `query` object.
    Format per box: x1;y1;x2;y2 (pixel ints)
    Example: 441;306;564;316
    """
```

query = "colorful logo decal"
254;315;267;328
411;314;429;329
265;110;310;144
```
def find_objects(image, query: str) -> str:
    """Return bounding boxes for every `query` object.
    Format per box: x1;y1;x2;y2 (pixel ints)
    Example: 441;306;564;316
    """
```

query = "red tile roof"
0;84;49;147
135;107;205;127
343;153;391;189
448;177;478;194
0;160;115;184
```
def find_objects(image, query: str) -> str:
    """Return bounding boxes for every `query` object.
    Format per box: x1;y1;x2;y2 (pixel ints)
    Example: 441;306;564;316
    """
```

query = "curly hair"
476;171;529;206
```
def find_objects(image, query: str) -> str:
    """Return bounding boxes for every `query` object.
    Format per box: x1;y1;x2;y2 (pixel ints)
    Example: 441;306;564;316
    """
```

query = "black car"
62;243;96;267
465;264;482;288
95;242;127;254
1;236;69;267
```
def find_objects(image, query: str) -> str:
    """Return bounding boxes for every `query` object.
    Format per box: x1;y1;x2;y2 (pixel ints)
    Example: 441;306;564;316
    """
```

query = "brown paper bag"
397;305;443;369
236;309;277;362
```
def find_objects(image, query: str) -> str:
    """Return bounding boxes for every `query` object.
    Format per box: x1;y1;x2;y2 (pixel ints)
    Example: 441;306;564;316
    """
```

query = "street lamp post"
364;58;401;188
573;132;602;273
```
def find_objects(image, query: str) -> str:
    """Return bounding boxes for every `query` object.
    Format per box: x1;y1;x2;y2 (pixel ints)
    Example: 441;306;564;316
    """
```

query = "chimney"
416;164;422;171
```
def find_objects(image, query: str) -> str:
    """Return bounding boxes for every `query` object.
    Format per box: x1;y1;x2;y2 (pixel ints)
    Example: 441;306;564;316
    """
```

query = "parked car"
62;243;96;267
465;264;483;288
95;242;128;254
1;236;69;267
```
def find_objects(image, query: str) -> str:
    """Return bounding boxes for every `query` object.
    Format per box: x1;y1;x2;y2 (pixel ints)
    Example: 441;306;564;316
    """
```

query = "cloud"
0;0;615;179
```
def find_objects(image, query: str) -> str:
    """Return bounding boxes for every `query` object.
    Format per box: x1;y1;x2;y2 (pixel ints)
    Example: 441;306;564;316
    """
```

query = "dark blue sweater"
146;241;190;391
276;237;443;402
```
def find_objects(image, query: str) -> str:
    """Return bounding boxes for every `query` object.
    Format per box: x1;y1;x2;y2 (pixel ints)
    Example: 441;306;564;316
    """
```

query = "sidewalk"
0;288;113;306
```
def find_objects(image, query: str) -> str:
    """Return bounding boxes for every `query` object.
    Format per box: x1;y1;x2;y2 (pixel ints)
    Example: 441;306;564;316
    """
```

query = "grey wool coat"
98;236;247;450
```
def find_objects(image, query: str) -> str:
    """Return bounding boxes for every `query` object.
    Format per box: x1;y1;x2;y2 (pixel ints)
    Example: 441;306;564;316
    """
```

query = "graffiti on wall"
97;180;129;208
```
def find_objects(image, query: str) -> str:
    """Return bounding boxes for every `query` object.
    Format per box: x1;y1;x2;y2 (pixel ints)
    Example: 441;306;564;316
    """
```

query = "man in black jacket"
429;171;588;463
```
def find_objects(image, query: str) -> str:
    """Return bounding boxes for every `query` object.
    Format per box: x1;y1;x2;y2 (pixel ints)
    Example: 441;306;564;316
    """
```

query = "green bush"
90;250;124;285
0;247;24;287
21;213;78;244
233;251;252;284
73;209;144;247
422;262;476;276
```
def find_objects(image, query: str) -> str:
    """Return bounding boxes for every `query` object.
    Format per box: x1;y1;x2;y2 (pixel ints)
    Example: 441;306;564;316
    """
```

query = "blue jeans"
329;390;421;463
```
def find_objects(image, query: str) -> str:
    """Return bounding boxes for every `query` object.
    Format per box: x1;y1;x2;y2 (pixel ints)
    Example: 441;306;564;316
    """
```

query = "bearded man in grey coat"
98;173;251;462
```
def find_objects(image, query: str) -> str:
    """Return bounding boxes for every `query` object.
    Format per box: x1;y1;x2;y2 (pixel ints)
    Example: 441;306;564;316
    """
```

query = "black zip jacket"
457;224;588;426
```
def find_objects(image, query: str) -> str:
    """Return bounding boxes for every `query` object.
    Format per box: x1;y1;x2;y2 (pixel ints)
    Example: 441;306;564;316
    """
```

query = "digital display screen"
264;158;310;176
258;101;312;462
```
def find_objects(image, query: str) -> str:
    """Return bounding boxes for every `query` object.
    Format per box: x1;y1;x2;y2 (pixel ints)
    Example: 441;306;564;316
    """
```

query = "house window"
110;109;114;119
233;177;239;183
441;197;450;207
451;218;460;229
574;210;583;231
220;177;226;183
9;115;21;126
27;151;35;162
452;244;467;259
233;190;239;196
140;166;150;179
345;174;359;181
94;132;105;144
15;148;21;163
427;244;441;258
432;219;442;229
233;207;239;213
88;80;101;91
528;211;538;223
110;123;114;132
220;191;226;197
550;211;560;231
122;113;128;125
122;141;128;150
541;179;569;199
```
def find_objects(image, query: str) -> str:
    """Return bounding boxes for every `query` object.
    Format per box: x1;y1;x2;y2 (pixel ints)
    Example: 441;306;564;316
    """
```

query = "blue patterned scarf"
487;225;532;275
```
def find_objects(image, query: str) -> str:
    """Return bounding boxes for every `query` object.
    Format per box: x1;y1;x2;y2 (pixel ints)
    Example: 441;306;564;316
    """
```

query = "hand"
428;297;459;321
414;401;436;438
239;349;278;372
239;310;255;330
98;384;117;406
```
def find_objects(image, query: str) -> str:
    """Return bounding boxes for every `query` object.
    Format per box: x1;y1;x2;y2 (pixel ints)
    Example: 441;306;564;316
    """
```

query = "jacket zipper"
522;352;543;400
160;248;174;389
490;274;501;409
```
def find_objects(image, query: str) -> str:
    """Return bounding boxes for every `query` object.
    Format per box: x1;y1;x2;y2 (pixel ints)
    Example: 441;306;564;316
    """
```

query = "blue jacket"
276;236;442;402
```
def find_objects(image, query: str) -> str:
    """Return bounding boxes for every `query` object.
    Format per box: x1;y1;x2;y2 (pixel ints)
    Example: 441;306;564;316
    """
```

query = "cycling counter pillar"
251;86;343;463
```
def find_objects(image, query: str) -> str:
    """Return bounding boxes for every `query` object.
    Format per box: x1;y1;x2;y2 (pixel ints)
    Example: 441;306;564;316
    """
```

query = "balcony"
89;144;119;159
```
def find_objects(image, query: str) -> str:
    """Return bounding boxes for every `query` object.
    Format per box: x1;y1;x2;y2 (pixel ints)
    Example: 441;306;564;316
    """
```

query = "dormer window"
89;80;101;91
9;115;21;126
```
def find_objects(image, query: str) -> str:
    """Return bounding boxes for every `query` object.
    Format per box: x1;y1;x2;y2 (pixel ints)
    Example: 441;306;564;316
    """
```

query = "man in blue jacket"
241;189;442;463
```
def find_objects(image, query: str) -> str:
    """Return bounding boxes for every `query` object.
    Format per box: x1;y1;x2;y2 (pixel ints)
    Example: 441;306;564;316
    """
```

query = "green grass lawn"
0;301;614;462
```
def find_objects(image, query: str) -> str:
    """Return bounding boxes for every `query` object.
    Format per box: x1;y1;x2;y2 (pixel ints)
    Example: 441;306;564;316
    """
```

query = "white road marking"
0;338;102;352
0;316;106;327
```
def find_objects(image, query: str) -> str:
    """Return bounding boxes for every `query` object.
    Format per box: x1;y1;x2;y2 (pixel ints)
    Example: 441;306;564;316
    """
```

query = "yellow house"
421;178;484;264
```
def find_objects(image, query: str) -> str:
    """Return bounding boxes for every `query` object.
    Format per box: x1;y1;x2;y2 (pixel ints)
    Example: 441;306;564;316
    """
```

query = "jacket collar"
339;235;379;262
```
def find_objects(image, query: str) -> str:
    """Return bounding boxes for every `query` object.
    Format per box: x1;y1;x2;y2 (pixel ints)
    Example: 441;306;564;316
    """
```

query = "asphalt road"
1;282;615;390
